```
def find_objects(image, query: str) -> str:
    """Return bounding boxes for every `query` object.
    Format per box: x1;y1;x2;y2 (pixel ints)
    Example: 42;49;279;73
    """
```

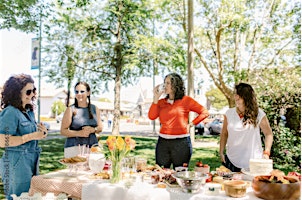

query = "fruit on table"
196;161;203;167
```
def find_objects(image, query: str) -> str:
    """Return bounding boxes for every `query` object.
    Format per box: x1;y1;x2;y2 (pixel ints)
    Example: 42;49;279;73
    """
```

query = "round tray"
59;159;87;176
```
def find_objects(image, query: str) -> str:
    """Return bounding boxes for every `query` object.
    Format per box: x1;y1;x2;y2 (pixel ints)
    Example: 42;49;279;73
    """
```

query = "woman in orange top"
148;73;209;169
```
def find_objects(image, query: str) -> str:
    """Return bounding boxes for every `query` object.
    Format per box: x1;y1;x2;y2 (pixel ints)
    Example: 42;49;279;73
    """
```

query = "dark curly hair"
164;73;185;100
235;83;258;127
1;74;35;111
72;81;93;119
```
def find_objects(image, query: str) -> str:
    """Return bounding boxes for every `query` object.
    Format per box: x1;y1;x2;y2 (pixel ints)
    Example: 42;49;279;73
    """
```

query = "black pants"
222;154;241;172
156;136;192;169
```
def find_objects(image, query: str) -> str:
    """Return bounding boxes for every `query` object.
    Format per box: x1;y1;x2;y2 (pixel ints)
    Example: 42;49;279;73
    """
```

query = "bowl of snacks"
172;171;208;193
252;170;301;200
223;180;247;198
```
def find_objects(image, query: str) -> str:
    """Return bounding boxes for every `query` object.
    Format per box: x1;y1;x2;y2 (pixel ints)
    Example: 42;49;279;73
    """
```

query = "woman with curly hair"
148;73;209;169
0;74;48;200
60;81;103;158
219;83;273;172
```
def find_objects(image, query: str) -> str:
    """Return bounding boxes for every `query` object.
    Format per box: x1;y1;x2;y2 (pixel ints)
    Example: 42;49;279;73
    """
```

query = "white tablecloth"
82;180;261;200
29;169;262;200
82;181;170;200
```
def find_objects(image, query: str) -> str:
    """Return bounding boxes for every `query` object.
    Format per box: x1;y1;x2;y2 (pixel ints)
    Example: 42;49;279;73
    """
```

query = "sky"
0;29;36;85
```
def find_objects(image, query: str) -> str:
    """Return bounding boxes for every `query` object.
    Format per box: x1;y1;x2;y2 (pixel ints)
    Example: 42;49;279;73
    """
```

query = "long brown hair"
235;83;258;127
1;74;35;111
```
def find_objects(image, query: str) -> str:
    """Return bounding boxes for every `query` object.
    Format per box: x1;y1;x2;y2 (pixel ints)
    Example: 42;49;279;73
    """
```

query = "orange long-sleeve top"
148;96;209;135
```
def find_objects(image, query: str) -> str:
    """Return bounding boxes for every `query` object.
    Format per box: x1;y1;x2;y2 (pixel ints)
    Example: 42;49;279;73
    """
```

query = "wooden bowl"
252;176;301;200
223;180;247;198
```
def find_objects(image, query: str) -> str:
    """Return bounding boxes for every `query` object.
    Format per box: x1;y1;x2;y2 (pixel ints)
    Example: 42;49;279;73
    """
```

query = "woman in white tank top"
219;83;273;172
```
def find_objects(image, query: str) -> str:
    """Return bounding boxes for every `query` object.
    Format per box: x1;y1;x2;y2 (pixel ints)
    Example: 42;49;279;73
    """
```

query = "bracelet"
94;127;98;133
263;150;270;156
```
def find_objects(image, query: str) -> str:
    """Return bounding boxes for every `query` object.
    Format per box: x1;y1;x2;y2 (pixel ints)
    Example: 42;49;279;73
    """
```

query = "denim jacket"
0;105;39;151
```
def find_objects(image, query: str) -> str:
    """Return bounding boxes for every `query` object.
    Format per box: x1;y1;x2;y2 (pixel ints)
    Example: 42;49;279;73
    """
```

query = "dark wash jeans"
156;136;192;169
222;154;241;172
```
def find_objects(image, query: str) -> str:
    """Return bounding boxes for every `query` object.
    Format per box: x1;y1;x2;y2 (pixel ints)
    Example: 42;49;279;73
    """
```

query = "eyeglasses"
75;90;86;94
26;88;36;96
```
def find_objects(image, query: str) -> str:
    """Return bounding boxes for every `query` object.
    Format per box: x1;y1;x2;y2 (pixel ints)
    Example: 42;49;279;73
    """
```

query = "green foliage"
0;0;41;32
270;126;301;174
51;100;66;116
252;66;301;174
205;86;229;110
192;0;300;107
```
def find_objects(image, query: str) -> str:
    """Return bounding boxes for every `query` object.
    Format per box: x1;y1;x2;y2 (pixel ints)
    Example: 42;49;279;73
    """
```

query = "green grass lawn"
0;135;220;199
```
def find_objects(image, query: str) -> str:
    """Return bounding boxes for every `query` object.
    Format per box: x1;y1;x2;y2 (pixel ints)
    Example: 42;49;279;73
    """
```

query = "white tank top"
225;107;265;169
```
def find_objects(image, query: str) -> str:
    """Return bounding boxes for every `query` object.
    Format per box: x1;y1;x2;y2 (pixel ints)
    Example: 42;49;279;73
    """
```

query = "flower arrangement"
105;135;136;183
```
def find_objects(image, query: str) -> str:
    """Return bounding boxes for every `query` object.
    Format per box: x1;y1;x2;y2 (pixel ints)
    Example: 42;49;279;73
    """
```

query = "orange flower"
108;144;115;151
124;136;131;144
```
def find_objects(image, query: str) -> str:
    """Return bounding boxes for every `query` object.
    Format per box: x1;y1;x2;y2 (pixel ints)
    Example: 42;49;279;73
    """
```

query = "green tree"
205;86;228;110
42;0;157;135
0;0;40;32
251;66;301;173
43;7;82;106
51;100;66;117
192;0;300;107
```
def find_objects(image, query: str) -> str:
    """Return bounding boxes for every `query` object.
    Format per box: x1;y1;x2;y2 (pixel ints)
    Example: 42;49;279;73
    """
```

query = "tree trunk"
187;0;195;143
112;42;122;135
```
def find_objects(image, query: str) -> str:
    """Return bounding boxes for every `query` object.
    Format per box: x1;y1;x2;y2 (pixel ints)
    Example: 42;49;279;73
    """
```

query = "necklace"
167;99;174;104
236;107;244;118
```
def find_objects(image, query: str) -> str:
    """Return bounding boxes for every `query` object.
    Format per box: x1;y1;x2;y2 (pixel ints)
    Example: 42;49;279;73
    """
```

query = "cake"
249;159;273;175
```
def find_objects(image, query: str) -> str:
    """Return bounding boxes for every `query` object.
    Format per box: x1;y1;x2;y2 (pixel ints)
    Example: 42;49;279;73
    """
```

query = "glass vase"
110;159;122;184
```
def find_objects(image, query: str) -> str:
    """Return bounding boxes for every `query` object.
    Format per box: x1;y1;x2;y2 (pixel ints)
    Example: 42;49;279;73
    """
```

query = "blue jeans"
156;136;192;169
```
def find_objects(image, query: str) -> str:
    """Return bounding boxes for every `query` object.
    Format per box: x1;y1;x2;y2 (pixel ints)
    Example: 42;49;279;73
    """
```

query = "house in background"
40;87;66;117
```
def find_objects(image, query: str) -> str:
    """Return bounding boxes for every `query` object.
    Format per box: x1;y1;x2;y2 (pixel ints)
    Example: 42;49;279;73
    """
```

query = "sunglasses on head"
75;90;86;94
26;88;36;96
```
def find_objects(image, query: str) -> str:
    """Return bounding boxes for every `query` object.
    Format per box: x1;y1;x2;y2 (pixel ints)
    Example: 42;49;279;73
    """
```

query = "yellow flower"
103;135;136;162
116;136;125;151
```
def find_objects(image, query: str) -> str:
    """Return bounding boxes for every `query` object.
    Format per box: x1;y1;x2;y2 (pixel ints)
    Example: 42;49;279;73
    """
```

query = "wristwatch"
94;127;98;133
